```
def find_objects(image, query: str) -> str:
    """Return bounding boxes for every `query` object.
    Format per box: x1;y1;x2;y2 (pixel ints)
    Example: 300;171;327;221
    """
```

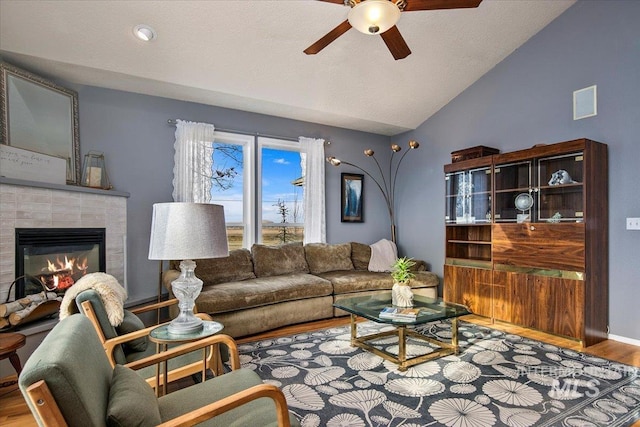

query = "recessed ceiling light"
133;24;156;42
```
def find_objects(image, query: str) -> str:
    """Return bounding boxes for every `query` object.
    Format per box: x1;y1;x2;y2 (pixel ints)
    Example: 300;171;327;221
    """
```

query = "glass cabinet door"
493;161;532;222
537;152;584;222
445;166;491;224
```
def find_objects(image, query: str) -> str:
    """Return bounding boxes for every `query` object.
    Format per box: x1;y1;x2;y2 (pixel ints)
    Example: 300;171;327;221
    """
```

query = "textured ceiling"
0;0;575;136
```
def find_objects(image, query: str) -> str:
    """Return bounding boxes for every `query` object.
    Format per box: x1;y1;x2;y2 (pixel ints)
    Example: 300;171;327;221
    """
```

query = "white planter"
391;283;413;307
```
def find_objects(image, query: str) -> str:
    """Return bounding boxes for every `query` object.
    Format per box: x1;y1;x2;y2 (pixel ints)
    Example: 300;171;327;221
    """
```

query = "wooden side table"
149;320;224;396
0;332;27;375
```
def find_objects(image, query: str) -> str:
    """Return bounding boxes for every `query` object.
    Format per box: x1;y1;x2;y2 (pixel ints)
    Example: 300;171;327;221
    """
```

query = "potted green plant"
391;257;416;307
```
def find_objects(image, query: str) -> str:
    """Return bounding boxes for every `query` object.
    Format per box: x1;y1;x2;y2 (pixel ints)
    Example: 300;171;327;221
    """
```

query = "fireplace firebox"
15;228;106;299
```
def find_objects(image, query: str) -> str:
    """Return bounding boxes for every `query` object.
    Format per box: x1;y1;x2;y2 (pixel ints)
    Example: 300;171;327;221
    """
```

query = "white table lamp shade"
148;202;229;260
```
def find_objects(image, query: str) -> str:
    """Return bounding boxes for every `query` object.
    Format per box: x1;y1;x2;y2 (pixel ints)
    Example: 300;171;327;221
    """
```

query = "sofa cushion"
196;274;332;314
321;270;439;295
252;243;309;277
107;365;161;427
305;243;354;274
350;242;371;270
171;249;255;285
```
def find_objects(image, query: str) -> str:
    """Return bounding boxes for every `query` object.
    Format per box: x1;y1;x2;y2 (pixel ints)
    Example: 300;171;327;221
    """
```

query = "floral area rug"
234;320;640;427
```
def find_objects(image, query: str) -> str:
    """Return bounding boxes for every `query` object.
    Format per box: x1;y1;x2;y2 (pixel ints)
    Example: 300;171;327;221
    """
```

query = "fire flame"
46;256;76;272
40;255;90;291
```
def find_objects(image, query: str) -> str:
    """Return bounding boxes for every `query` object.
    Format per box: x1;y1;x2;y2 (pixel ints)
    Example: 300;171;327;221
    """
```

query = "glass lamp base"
168;316;203;334
168;259;204;335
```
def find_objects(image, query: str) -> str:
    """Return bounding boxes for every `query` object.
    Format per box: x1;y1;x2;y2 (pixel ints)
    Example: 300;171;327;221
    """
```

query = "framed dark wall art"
341;173;364;222
0;61;80;184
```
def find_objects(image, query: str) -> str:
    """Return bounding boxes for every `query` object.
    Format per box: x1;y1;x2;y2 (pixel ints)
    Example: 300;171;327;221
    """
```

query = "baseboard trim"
608;333;640;347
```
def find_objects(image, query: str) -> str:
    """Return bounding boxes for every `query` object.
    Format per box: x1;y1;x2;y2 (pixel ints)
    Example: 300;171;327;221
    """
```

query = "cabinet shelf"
448;240;491;245
446;220;492;225
446;257;492;265
495;188;531;194
445;224;492;261
538;183;582;191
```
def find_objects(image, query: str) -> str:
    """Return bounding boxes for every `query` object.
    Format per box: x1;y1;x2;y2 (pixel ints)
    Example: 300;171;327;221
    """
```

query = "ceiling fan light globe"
348;0;401;35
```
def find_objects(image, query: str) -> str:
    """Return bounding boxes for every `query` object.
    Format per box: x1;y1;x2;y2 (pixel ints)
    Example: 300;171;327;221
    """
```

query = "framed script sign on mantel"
0;61;80;184
0;144;66;185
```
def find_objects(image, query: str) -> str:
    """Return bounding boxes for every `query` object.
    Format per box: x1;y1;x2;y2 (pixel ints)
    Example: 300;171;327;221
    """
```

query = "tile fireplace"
15;228;106;299
0;179;128;304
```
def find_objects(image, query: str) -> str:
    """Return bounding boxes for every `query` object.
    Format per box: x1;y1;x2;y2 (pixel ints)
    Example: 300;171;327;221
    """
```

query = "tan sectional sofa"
162;242;439;338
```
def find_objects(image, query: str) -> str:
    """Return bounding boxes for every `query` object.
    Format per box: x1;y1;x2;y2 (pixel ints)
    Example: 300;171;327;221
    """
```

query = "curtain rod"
167;119;306;143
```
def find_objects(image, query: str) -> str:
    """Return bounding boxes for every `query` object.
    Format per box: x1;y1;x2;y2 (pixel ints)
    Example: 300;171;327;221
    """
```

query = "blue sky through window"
261;147;303;224
210;143;303;224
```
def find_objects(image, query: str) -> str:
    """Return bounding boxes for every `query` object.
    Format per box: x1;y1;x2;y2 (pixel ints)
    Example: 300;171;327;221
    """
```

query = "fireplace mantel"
0;177;130;197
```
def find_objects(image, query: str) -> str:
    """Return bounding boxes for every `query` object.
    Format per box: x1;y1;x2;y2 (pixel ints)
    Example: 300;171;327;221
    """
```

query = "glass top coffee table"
334;292;470;371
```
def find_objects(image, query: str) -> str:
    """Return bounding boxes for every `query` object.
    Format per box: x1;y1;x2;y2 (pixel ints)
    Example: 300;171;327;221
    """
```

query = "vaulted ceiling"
0;0;575;136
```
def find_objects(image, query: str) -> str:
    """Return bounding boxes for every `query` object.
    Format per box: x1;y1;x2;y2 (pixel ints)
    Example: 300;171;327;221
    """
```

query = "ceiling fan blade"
380;26;411;60
403;0;482;12
304;20;352;55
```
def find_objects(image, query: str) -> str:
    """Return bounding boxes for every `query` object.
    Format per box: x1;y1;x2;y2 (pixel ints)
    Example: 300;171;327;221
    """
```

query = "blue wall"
395;0;640;341
76;87;393;301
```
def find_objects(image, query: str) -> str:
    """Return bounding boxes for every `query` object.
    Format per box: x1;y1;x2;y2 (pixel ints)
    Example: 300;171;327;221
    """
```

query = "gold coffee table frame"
335;293;470;371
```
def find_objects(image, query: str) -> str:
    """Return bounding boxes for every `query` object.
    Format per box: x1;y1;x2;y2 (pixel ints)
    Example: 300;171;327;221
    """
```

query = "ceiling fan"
304;0;482;60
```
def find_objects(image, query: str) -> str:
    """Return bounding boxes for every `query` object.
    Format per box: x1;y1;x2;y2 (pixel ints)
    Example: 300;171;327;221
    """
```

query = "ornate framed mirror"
0;61;80;184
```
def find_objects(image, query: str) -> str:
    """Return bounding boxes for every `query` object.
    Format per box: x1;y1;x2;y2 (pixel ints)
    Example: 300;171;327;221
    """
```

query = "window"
209;133;303;249
258;137;304;246
210;132;253;250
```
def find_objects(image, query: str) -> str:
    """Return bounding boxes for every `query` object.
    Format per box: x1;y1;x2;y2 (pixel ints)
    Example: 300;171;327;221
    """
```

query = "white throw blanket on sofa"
368;239;398;272
59;272;128;326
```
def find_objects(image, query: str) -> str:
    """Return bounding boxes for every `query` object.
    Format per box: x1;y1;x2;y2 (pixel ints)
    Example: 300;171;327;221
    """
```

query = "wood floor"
1;314;639;427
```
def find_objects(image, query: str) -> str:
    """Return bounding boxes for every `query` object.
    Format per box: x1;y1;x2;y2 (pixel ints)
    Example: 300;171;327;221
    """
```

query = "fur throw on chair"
59;273;128;326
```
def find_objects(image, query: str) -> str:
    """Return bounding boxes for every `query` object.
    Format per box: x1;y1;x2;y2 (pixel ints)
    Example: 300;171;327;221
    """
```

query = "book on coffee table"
379;307;420;320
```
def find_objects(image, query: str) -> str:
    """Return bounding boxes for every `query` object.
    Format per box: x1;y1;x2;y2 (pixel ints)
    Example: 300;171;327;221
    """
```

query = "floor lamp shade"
148;202;228;334
148;203;229;261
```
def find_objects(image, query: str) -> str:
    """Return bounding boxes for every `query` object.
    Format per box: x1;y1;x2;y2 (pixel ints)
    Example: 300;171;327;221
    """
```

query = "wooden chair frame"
80;299;216;389
24;334;292;427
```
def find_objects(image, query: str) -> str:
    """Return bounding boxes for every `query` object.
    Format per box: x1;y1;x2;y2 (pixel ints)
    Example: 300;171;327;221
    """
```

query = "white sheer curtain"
172;120;215;203
299;137;326;243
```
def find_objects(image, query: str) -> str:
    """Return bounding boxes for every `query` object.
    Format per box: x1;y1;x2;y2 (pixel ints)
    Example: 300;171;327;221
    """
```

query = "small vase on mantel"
390;257;416;308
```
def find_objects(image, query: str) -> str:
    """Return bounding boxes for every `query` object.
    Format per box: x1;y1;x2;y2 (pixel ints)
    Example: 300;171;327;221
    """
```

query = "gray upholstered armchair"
74;288;218;390
19;314;299;427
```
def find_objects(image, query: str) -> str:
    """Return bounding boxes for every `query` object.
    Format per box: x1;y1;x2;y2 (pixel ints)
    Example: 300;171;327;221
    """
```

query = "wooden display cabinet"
444;157;494;320
444;138;608;347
